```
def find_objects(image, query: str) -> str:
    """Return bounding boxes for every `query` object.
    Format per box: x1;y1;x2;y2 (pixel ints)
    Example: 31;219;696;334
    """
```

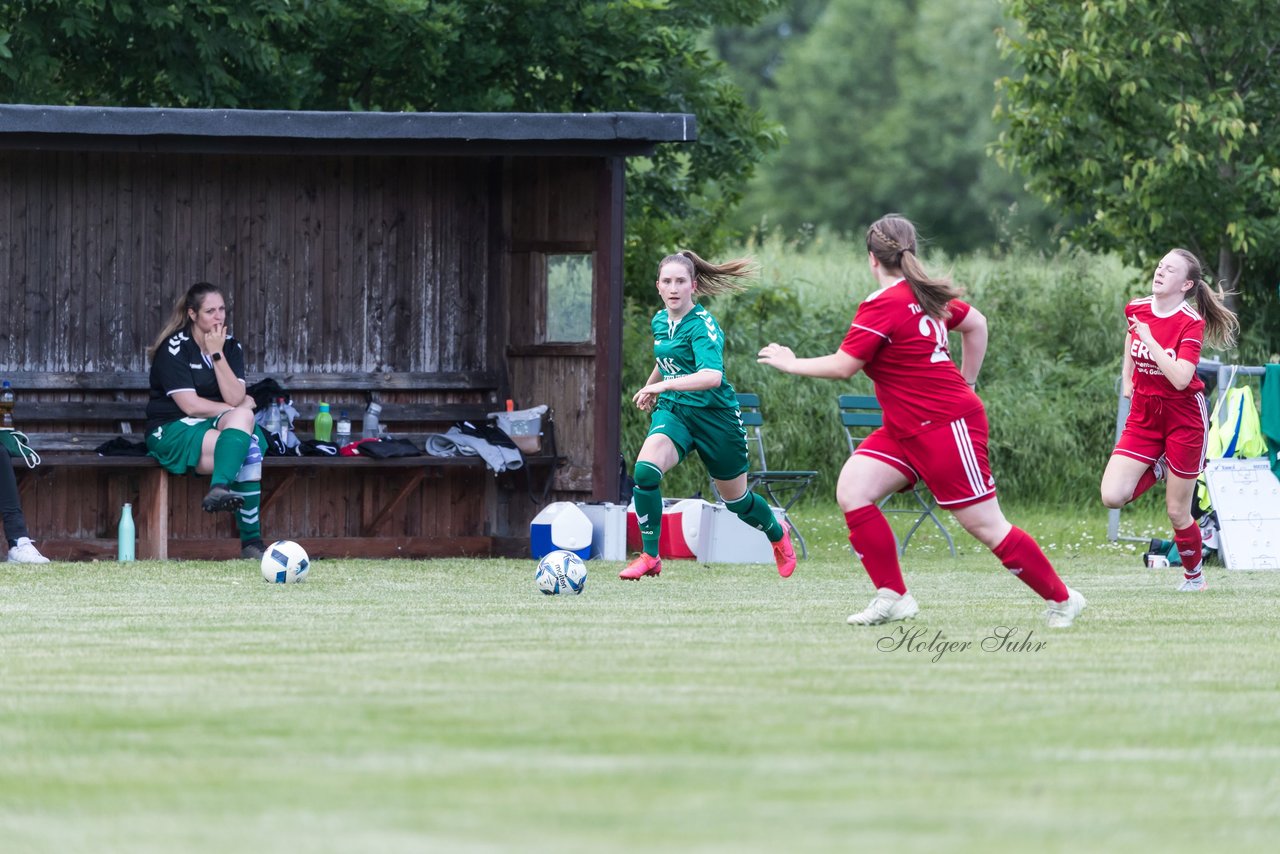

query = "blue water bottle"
118;503;135;562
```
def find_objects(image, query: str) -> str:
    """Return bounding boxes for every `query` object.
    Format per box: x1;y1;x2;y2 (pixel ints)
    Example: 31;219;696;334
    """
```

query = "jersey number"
918;317;950;363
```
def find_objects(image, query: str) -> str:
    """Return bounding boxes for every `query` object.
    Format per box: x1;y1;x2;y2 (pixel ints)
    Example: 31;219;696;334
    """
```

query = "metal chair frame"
837;394;957;557
712;392;818;558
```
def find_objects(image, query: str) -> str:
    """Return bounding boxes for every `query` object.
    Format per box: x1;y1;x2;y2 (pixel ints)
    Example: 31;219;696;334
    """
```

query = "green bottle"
314;401;334;443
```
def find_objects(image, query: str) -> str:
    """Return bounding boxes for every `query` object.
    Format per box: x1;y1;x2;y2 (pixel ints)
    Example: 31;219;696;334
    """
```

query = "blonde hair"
865;214;961;321
658;250;755;297
1169;249;1239;350
148;282;223;358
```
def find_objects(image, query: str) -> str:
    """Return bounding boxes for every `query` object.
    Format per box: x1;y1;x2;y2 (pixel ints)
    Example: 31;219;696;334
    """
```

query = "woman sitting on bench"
145;282;269;560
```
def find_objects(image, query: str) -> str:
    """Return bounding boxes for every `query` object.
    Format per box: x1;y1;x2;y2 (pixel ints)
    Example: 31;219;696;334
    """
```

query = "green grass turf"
2;503;1277;852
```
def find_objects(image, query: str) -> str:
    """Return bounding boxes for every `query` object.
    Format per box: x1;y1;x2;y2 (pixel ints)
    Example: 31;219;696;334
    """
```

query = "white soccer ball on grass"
536;549;587;595
261;540;310;584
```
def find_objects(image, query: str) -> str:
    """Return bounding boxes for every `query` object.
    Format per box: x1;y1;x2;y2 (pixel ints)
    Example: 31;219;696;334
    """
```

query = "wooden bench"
7;370;562;560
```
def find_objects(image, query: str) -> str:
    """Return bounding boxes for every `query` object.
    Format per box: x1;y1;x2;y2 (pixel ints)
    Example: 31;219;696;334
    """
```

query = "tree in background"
711;0;829;107
995;0;1280;312
0;0;781;290
719;0;1054;253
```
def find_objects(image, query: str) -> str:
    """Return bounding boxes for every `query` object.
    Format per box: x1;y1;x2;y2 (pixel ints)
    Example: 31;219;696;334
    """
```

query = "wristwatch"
211;352;223;362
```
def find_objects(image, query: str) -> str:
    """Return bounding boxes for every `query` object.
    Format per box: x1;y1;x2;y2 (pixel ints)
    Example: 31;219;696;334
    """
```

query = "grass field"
3;503;1278;853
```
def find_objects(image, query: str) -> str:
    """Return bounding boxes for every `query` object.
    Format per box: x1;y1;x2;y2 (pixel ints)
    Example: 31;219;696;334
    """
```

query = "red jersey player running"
758;213;1086;628
1100;248;1239;591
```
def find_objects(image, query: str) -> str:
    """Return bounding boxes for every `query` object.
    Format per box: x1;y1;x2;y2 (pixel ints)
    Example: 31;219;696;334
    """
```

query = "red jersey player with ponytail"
758;213;1086;628
1101;248;1239;591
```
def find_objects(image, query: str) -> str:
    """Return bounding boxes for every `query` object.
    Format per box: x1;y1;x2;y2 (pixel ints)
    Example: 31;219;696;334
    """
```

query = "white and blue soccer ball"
536;549;587;595
261;540;310;584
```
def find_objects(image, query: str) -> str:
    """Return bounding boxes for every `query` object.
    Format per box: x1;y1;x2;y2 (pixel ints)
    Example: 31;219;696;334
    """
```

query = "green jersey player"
145;282;269;560
621;250;796;580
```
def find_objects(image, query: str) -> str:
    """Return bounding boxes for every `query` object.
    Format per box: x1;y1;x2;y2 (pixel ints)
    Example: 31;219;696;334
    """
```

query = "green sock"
232;480;262;544
211;428;252;486
726;491;784;542
632;461;664;558
633;486;663;557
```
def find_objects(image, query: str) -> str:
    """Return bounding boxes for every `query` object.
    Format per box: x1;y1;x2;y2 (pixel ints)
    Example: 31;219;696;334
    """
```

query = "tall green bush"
621;231;1151;507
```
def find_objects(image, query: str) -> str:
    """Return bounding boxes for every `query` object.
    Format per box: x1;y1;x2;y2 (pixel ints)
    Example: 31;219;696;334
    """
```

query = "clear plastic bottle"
265;398;282;436
118;503;135;562
362;402;382;440
314;402;333;443
335;410;352;445
276;397;291;445
0;380;14;429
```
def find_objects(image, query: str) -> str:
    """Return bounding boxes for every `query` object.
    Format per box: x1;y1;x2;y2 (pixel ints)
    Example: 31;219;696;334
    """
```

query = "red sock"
844;505;905;594
1174;522;1203;576
992;526;1068;602
1129;466;1159;502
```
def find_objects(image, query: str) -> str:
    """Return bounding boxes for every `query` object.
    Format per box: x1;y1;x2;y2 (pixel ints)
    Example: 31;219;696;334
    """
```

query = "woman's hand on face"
203;322;228;356
756;342;795;371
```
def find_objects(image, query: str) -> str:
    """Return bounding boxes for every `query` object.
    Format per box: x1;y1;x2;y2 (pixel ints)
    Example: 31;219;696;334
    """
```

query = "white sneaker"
8;537;50;564
1177;575;1207;592
1152;456;1166;481
1044;587;1087;628
847;588;919;626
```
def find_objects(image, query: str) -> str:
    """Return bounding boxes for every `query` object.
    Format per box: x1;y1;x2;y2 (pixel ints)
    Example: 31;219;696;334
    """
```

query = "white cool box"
532;498;783;564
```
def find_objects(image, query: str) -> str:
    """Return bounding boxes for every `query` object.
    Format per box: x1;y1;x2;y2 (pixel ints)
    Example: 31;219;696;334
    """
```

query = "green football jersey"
649;304;738;408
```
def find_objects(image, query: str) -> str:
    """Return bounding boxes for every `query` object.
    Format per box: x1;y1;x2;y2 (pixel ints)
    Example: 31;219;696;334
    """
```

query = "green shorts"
647;399;749;481
146;416;266;475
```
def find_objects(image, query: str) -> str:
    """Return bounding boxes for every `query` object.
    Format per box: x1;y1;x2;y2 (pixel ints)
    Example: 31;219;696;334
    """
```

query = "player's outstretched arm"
757;343;863;380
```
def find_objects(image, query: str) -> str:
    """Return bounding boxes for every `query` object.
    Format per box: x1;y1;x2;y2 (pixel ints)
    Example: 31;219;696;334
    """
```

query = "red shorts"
1113;391;1208;478
853;412;997;509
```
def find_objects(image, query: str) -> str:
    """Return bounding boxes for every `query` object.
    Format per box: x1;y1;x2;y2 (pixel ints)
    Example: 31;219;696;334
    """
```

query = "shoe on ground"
201;484;244;513
241;539;267;560
619;552;662;580
1045;587;1087;628
1177;574;1207;592
8;537;50;564
847;588;919;626
773;527;797;578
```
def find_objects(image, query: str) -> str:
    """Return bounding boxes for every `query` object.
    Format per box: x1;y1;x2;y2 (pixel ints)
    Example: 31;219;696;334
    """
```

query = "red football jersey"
840;279;982;437
1124;297;1205;397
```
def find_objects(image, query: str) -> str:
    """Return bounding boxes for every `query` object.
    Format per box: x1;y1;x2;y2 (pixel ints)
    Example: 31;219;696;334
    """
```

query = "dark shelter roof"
0;104;698;156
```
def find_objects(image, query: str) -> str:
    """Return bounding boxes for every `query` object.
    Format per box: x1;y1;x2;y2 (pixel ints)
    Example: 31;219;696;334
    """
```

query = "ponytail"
1169;249;1239;350
659;250;755;297
866;214;960;321
149;282;222;358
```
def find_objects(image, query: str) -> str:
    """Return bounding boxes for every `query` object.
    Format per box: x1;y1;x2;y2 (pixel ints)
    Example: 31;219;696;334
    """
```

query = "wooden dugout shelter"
0;103;697;558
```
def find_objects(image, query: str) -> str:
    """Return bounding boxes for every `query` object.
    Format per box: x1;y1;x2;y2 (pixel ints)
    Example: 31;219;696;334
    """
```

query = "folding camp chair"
836;394;957;557
715;392;818;558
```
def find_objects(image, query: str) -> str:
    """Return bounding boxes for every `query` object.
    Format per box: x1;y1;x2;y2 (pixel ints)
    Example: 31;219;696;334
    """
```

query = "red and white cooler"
626;498;712;559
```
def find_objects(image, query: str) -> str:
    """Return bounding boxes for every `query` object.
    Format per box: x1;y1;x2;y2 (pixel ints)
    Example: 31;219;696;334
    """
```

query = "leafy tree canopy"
724;0;1054;254
995;0;1280;299
0;0;782;289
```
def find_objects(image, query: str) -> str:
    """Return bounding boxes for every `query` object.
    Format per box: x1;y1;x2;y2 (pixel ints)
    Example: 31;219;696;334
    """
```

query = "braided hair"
865;214;960;321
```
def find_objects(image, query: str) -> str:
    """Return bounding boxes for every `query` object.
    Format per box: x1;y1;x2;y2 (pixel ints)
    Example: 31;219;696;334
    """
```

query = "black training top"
145;330;246;433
